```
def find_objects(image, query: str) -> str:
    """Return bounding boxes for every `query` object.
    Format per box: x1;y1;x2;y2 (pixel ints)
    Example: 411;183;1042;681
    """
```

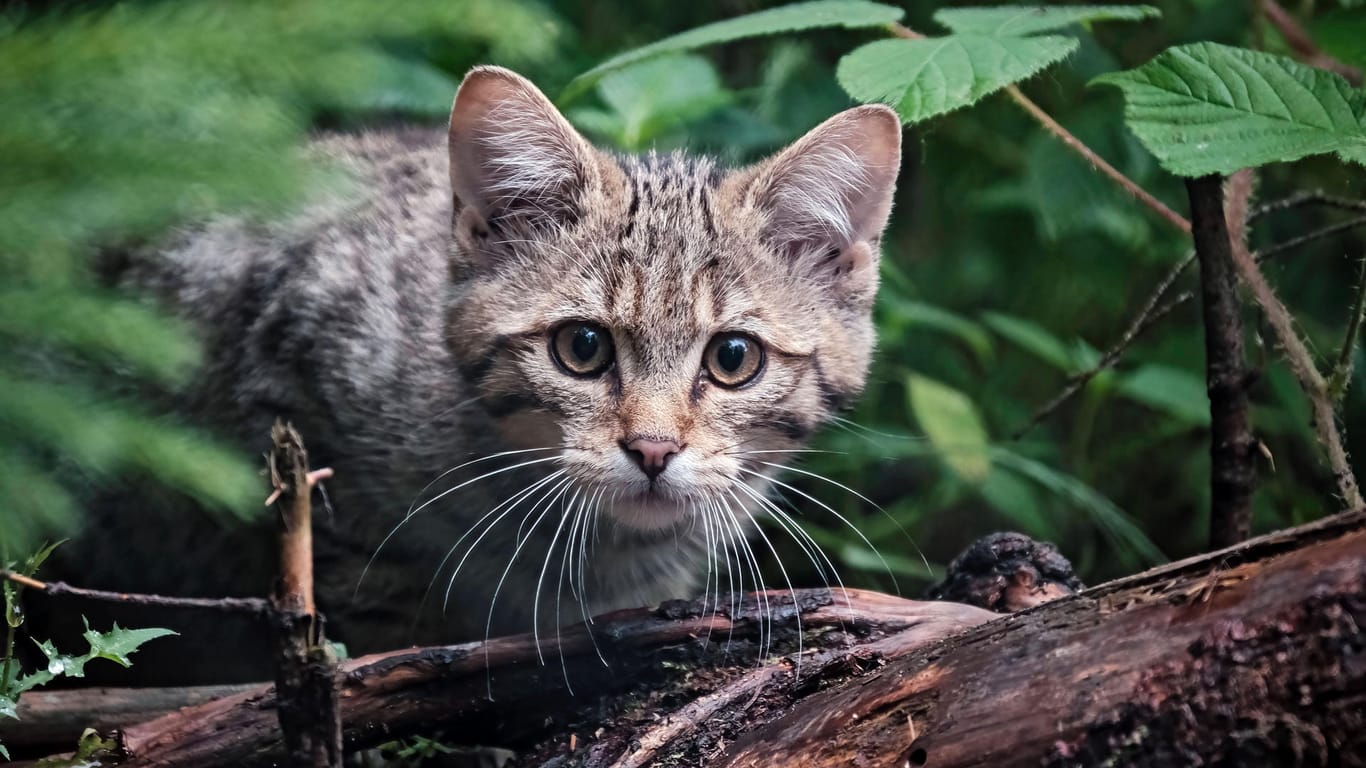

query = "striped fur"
80;67;901;664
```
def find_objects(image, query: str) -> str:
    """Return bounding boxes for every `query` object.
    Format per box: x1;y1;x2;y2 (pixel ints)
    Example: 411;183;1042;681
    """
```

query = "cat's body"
57;68;900;674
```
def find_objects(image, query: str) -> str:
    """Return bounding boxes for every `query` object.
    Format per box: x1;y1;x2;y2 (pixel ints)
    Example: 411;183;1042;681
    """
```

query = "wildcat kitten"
67;66;900;669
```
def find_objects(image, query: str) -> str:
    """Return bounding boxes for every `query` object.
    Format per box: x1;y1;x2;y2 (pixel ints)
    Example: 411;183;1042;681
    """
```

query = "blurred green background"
1;0;1363;594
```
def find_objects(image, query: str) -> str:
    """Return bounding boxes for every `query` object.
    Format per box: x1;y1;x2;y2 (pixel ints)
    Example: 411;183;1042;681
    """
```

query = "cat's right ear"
448;66;596;241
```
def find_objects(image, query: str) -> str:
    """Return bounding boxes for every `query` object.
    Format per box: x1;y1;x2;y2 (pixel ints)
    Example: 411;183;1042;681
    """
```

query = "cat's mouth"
605;488;694;532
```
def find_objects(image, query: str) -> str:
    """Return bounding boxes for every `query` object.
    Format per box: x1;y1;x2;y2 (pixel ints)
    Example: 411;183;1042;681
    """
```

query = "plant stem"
1186;175;1258;549
1328;254;1366;400
888;22;1192;235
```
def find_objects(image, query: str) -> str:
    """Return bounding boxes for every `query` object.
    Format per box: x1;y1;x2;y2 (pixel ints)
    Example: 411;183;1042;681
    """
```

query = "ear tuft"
744;105;901;278
448;67;595;233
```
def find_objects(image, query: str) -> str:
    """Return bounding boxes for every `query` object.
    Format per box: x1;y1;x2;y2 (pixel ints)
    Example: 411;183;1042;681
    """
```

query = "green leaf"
1116;364;1210;425
564;0;904;102
989;447;1165;567
981;312;1076;372
906;374;992;481
570;55;732;151
838;34;1077;124
0;695;16;720
1092;42;1366;175
840;544;936;578
881;298;994;363
935;5;1161;37
81;621;177;669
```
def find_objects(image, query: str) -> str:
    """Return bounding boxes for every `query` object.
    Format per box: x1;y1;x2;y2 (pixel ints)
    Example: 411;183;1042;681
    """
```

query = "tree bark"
26;510;1365;767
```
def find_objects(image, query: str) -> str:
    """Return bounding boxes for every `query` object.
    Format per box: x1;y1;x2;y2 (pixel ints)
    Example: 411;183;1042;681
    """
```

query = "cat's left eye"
551;321;614;377
704;333;764;388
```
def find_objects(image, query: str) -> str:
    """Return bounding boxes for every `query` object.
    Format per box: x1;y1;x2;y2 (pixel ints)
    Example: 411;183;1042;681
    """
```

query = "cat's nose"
621;437;682;480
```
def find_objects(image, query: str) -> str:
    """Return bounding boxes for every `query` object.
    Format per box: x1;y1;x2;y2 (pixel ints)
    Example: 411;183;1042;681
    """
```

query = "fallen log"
107;589;991;766
26;509;1364;766
596;509;1364;768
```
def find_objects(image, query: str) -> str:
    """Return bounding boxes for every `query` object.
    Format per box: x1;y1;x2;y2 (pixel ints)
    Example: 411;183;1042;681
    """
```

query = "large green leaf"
906;374;991;481
1093;42;1366;175
934;5;1160;36
1116;364;1210;426
838;34;1077;124
563;0;904;102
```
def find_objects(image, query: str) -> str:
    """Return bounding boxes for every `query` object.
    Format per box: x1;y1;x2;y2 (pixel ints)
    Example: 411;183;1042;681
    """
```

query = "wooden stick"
1187;175;1258;549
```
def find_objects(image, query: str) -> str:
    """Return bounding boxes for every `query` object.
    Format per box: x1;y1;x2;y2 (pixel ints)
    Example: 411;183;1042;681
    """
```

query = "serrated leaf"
838;34;1077;124
564;0;904;102
81;621;177;669
906;374;991;481
1117;364;1210;425
1093;42;1366;175
935;5;1160;36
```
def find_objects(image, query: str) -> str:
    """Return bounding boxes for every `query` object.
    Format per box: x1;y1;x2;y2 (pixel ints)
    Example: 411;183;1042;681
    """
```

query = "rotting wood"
106;590;991;766
25;511;1364;767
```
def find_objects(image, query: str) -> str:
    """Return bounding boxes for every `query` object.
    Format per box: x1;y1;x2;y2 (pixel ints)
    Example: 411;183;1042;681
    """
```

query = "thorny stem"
1015;206;1366;438
1328;255;1366;400
1221;177;1365;510
888;22;1192;235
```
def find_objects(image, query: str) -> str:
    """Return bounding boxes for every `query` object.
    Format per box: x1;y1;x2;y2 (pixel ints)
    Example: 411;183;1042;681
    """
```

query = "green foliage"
0;0;560;553
837;34;1078;124
906;374;991;481
933;4;1161;36
2;543;173;761
569;55;734;151
1094;42;1366;175
836;4;1158;124
562;0;903;101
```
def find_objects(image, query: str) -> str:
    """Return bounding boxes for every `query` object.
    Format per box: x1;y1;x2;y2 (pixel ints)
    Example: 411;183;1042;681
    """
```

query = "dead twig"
0;570;270;616
1014;206;1366;438
267;421;342;768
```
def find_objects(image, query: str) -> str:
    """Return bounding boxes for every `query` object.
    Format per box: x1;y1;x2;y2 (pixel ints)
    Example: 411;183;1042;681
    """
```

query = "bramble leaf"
838;34;1077;124
1093;42;1366;175
564;0;904;101
934;4;1160;36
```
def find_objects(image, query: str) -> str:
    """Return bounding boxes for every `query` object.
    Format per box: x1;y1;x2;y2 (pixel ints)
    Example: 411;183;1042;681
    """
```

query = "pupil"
571;327;599;362
717;338;747;372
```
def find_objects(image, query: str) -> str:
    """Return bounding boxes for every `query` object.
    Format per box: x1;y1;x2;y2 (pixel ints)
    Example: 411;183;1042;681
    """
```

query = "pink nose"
622;437;682;480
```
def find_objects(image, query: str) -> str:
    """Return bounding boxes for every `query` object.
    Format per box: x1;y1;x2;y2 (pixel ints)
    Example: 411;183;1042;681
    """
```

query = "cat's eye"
704;333;764;388
551;321;614;377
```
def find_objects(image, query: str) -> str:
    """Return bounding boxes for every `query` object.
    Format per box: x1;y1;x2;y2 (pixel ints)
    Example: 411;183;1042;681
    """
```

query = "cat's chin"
606;491;693;533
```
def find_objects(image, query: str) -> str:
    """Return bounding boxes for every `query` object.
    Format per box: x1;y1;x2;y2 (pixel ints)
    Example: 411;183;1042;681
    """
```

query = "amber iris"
552;322;614;376
704;333;764;387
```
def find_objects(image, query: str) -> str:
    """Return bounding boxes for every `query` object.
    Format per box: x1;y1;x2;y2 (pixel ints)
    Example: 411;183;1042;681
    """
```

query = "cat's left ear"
448;66;598;239
738;105;901;299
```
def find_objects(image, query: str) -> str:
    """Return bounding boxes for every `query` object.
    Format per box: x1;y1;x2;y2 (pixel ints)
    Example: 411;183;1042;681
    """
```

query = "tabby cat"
63;66;900;675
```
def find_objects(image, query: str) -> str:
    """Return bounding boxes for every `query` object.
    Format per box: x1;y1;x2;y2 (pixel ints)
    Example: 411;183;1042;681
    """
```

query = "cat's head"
445;66;899;532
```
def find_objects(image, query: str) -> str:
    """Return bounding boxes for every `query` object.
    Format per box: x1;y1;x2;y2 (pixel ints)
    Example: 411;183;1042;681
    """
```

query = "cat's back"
124;127;460;446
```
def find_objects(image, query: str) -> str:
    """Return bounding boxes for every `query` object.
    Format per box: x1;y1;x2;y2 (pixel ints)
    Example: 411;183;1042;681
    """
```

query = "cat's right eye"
550;321;614;377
